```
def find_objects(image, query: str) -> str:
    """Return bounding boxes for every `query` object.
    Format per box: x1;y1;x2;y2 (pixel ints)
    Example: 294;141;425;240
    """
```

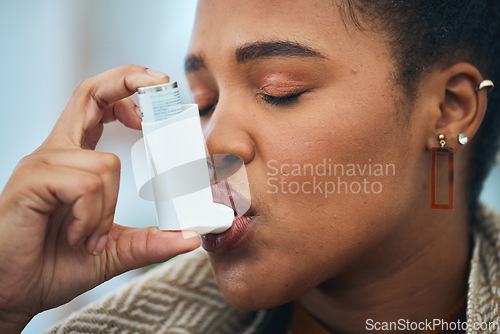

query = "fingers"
10;162;105;249
50;162;115;255
17;150;121;255
101;97;142;130
63;171;105;247
85;154;120;255
44;65;169;149
36;64;169;248
104;225;201;277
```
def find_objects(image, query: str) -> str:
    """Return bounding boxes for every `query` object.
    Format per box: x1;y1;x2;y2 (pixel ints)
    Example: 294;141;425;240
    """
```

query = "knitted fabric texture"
45;250;262;334
45;208;500;334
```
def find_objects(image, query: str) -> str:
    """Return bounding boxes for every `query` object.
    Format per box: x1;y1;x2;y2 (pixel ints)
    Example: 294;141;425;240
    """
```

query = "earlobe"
427;62;492;152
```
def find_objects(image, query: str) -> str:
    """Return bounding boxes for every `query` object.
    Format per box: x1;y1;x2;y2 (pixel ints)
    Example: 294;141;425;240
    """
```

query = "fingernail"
147;69;168;79
182;230;199;239
93;235;108;256
135;106;142;120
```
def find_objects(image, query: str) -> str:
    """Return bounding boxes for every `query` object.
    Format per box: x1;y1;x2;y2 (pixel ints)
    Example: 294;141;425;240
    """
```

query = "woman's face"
186;0;427;310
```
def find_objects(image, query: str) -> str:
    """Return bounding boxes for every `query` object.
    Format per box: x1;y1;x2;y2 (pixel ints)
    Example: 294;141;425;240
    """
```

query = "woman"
1;0;499;333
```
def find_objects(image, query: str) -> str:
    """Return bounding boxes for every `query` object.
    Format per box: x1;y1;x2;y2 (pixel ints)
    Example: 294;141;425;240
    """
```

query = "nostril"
209;154;245;181
223;154;240;165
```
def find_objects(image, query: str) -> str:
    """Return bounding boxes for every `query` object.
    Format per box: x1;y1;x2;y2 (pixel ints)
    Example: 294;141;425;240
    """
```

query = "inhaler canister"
137;82;182;122
134;82;234;236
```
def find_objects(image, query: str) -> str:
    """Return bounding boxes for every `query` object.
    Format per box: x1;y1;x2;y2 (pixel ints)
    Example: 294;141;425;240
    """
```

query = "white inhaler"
131;82;234;236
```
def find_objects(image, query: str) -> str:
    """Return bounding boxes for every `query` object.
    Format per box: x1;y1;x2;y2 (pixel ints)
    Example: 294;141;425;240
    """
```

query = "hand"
0;65;201;333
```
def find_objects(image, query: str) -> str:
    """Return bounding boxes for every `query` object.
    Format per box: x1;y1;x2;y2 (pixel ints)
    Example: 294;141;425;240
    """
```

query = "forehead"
190;0;342;51
187;0;387;70
193;0;337;27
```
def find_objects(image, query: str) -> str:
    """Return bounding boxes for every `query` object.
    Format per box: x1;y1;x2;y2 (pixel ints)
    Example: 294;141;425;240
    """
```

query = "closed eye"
258;91;308;106
197;90;308;116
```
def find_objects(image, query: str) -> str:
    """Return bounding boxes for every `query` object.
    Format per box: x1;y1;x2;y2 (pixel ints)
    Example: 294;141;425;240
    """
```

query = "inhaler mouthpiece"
131;82;250;238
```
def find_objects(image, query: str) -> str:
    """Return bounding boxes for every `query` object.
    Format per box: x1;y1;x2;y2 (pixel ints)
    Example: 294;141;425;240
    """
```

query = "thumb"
43;65;170;149
104;224;201;277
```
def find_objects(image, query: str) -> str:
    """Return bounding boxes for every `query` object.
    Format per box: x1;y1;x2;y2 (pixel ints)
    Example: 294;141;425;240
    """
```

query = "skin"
0;66;200;333
0;1;490;333
187;0;487;332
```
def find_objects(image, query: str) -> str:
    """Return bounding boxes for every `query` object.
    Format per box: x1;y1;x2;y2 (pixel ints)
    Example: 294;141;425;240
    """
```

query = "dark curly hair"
340;0;500;221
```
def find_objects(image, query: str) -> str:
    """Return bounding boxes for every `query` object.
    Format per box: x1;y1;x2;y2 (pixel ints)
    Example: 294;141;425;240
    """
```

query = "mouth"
210;180;255;217
201;181;258;253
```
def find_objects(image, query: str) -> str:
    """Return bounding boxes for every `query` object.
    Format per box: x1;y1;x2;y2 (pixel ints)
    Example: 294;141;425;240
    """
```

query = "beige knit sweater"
45;209;500;334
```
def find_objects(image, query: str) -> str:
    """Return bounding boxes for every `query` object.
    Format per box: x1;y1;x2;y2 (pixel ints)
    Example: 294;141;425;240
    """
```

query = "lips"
201;181;257;253
210;180;254;217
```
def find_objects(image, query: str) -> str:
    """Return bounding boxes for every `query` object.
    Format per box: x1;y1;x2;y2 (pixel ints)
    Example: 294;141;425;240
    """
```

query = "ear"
425;62;489;151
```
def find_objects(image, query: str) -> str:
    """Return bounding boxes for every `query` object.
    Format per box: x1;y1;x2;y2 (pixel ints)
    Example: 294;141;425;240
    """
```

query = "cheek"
253;91;415;264
258;93;409;224
209;84;418;310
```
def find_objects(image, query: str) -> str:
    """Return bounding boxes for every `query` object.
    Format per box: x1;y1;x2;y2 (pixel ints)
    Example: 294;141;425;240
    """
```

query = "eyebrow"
235;41;326;63
185;41;326;74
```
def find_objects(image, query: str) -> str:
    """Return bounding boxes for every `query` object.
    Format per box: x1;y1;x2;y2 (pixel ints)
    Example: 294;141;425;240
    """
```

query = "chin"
216;281;295;311
210;260;307;311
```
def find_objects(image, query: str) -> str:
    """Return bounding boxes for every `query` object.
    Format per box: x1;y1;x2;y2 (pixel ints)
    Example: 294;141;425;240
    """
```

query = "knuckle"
79;174;103;195
89;88;107;110
14;155;44;176
75;78;107;110
75;78;92;95
96;152;121;174
15;155;33;169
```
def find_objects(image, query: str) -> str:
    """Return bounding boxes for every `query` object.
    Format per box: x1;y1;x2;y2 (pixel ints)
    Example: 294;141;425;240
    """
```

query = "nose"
203;98;256;165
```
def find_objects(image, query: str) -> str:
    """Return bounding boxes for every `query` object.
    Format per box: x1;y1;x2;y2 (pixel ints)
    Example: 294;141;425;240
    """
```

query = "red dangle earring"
429;79;495;210
430;134;454;210
429;79;494;210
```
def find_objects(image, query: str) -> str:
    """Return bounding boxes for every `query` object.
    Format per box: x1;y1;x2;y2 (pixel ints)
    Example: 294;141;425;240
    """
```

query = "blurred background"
0;0;499;332
0;0;198;332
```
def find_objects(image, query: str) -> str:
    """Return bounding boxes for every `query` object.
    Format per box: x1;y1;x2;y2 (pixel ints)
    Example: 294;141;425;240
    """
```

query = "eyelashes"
197;90;309;117
258;91;306;106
